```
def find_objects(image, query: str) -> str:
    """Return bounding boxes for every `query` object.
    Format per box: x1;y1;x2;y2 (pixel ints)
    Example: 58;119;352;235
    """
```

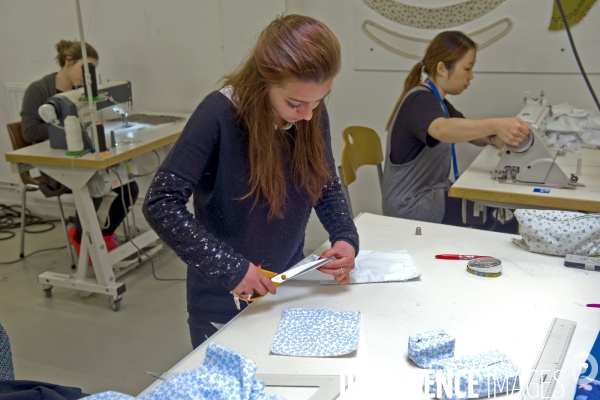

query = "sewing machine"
492;91;579;189
38;80;132;150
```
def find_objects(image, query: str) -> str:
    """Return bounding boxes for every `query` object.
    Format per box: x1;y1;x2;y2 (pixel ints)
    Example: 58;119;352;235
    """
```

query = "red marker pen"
435;254;493;260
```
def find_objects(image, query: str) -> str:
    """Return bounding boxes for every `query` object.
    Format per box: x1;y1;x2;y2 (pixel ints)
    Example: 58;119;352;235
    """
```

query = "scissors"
245;256;337;302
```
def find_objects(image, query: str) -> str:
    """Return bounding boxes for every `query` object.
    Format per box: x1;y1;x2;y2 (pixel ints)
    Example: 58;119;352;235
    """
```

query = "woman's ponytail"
385;61;423;131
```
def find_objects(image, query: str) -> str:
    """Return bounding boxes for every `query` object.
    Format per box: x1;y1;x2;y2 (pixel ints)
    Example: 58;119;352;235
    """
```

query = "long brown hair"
55;39;99;66
222;14;341;219
386;31;476;130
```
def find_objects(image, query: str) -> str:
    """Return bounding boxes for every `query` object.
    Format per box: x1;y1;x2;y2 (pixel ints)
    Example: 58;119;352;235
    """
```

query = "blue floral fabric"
427;350;520;400
512;210;600;256
83;343;282;400
408;329;455;368
0;322;14;381
271;308;361;357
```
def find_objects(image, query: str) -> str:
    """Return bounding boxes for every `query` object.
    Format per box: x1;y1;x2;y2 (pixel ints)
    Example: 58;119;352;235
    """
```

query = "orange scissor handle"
246;268;280;302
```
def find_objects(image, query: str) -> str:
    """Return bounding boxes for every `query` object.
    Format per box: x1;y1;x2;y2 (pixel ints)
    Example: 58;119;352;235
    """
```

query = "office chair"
6;122;76;268
337;126;384;217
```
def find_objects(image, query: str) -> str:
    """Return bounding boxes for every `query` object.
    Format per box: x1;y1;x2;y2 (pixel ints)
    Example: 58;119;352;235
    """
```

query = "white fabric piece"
351;250;421;283
545;103;600;149
294;250;421;284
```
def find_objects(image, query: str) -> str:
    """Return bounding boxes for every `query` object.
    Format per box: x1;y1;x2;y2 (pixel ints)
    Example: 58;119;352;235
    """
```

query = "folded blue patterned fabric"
0;322;14;381
408;329;455;368
427;349;520;400
83;343;282;400
271;308;361;357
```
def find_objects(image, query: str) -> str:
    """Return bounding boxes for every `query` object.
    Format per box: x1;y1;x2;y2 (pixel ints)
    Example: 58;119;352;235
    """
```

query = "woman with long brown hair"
381;31;529;226
143;15;358;347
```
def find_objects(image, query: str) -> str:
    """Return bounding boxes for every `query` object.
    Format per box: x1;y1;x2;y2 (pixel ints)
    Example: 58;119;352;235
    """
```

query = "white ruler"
520;318;577;399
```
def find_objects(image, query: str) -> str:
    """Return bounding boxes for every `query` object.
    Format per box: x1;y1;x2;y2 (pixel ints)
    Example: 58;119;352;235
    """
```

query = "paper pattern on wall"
549;0;598;30
353;0;600;73
362;0;506;29
362;17;512;60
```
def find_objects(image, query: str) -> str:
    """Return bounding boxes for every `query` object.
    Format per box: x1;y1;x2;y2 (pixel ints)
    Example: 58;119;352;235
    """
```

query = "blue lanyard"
425;78;459;181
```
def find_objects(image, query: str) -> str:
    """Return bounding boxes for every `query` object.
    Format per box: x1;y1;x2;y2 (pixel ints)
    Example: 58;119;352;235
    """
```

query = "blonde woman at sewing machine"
21;39;139;253
381;31;530;227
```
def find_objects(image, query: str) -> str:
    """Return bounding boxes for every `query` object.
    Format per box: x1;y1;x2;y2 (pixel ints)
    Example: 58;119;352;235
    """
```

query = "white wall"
1;0;599;252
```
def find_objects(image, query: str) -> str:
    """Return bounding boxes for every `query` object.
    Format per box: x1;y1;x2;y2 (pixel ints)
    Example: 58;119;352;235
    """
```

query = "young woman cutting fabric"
143;15;359;348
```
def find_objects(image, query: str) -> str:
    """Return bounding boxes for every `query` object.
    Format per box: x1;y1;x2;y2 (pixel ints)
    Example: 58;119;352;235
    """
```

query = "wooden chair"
337;126;384;217
6;122;75;268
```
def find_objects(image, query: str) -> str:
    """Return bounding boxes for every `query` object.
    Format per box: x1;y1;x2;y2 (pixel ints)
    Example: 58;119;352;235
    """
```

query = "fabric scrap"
427;350;520;400
408;329;455;369
83;343;281;400
271;308;361;357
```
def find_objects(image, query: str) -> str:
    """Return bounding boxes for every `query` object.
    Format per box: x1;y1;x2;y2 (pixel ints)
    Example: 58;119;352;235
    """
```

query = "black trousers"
73;182;139;242
188;318;219;349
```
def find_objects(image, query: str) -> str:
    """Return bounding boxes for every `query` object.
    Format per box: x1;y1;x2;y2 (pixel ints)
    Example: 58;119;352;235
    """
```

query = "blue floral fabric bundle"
84;343;282;400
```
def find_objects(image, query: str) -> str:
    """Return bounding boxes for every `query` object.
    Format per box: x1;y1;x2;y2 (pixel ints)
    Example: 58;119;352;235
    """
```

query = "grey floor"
0;220;193;396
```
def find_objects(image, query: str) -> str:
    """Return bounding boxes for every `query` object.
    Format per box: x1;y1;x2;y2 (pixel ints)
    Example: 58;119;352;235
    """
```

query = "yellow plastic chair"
337;126;384;216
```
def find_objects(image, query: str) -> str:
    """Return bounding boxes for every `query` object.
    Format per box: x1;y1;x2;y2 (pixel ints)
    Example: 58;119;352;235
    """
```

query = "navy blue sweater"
143;91;359;322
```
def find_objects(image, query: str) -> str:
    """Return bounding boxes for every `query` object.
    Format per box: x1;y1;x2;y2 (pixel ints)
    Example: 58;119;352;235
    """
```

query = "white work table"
5;113;189;310
449;146;600;212
140;213;600;399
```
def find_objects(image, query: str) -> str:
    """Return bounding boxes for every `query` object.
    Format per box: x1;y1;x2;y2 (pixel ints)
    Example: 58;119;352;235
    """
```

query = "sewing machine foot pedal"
109;295;123;312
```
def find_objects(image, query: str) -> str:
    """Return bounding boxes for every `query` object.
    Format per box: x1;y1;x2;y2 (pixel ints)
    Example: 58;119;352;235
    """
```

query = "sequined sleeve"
313;108;360;255
143;172;249;288
142;93;249;290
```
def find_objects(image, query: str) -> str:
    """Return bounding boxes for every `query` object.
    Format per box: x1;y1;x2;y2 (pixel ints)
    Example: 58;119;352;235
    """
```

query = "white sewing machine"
38;80;132;150
492;91;579;189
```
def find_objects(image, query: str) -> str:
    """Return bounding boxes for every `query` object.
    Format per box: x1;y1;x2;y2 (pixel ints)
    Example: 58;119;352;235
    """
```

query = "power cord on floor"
0;203;67;265
0;204;61;238
0;245;68;265
112;171;186;282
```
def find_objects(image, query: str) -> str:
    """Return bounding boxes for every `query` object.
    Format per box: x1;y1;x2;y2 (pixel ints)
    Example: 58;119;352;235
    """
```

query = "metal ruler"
520;317;577;399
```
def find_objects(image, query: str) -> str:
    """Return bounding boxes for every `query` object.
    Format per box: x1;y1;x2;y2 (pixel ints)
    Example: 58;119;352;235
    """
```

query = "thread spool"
64;116;84;155
95;123;108;152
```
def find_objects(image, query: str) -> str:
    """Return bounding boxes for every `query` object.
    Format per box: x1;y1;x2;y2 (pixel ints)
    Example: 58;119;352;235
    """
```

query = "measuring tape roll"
466;258;502;277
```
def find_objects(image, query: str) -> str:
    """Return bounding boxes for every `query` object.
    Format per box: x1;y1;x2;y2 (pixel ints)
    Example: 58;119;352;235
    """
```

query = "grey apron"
381;86;452;223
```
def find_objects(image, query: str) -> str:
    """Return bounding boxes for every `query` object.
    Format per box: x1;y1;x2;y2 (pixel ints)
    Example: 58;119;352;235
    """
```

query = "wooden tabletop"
449;146;600;212
5;113;189;169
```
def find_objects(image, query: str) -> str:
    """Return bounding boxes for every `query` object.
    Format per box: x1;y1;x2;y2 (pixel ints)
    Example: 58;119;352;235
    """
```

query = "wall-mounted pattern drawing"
353;0;600;73
362;0;505;29
361;18;512;60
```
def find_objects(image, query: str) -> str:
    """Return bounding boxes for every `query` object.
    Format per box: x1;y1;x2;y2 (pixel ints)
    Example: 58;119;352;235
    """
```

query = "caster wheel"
108;296;122;312
43;285;53;298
